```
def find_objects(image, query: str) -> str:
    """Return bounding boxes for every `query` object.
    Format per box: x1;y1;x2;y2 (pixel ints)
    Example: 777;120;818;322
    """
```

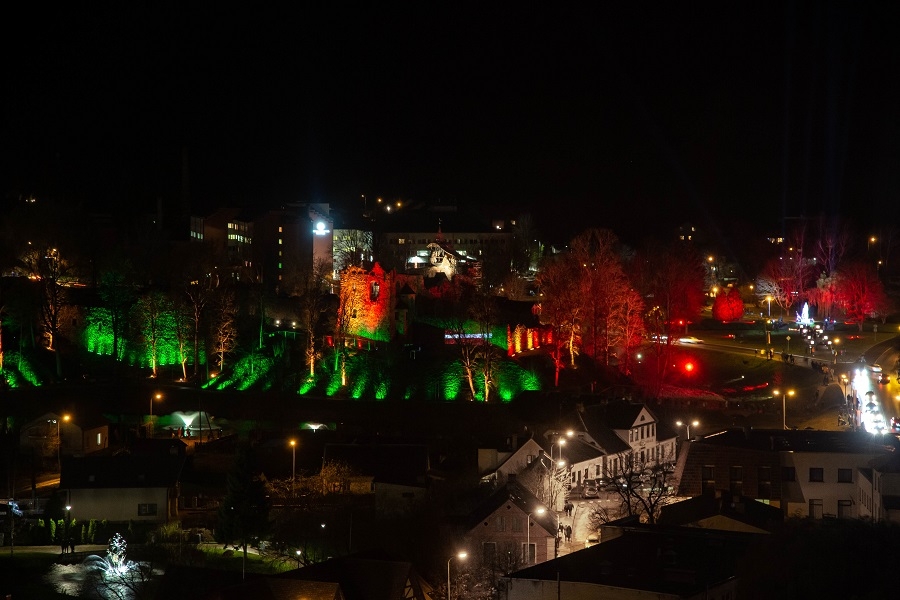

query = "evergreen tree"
216;442;271;561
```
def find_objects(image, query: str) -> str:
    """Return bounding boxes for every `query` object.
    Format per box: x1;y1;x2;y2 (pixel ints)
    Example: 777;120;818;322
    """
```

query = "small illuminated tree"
210;286;238;371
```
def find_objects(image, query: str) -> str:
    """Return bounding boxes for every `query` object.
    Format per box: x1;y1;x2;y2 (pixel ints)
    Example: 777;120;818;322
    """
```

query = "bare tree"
596;451;677;525
293;259;332;378
536;254;581;385
210;286;238;371
333;229;374;273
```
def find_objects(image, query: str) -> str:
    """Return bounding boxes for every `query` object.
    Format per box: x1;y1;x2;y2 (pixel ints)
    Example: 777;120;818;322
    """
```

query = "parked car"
890;417;900;434
878;374;891;385
582;482;599;498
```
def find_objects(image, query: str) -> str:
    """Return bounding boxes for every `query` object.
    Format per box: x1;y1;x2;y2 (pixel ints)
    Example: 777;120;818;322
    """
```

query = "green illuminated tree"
98;258;136;371
134;290;176;378
470;291;501;402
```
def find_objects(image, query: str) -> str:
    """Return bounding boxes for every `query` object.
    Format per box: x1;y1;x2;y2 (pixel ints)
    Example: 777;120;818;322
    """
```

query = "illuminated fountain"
169;410;220;437
796;302;814;327
43;533;156;599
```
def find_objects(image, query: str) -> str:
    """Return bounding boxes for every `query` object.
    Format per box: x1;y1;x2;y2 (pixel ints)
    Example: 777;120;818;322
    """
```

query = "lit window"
278;226;283;233
278;238;283;245
96;433;102;446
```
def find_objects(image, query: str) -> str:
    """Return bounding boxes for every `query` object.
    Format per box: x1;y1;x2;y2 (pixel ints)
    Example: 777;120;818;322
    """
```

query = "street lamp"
295;549;302;568
149;393;162;436
289;439;297;497
48;418;62;471
447;552;467;600
550;438;566;462
526;507;545;564
675;420;699;440
766;296;772;317
774;389;795;430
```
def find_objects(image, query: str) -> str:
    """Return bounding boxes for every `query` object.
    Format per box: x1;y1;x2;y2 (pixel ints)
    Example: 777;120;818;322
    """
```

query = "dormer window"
370;282;380;301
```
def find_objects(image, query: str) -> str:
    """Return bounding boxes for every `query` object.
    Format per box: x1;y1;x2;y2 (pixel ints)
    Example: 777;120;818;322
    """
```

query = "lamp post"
447;552;467;600
766;296;772;317
526;507;545;564
48;419;60;471
149;393;162;437
295;549;302;568
775;389;795;430
675;420;699;440
550;438;566;462
289;439;297;497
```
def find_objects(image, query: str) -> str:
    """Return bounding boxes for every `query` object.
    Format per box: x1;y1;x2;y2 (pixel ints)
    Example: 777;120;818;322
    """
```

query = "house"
554;401;679;489
478;434;545;487
59;454;184;523
462;480;557;570
18;412;110;461
498;523;754;600
321;443;430;516
858;452;900;523
677;428;900;519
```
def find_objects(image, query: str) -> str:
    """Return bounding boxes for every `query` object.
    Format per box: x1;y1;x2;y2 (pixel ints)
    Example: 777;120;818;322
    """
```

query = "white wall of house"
781;451;879;519
68;488;170;522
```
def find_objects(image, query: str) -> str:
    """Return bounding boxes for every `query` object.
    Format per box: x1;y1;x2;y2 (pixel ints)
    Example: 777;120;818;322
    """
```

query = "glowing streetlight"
448;552;467;600
774;389;795;430
295;549;302;568
551;438;566;462
149;393;162;436
289;439;297;497
676;420;699;440
48;417;68;472
526;507;545;564
766;296;772;317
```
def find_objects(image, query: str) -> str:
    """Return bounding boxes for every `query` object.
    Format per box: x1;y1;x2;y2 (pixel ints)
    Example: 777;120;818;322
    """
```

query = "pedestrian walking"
61;538;67;554
558;523;564;539
565;525;572;542
70;538;76;554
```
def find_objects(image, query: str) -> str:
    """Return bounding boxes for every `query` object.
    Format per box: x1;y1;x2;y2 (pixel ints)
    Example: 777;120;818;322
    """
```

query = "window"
838;499;852;518
809;499;823;519
758;466;772;500
701;466;715;495
96;433;102;446
495;516;506;532
730;466;743;497
138;503;158;516
782;467;796;482
809;468;824;482
837;468;852;483
370;282;380;301
512;517;523;533
522;542;535;564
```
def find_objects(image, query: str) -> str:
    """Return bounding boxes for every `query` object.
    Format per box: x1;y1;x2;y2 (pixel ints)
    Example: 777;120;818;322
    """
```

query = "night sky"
7;2;899;246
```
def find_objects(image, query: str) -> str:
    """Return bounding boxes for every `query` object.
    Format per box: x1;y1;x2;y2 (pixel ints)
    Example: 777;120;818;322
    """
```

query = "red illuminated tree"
570;228;631;366
712;287;744;321
535;254;582;386
833;261;888;330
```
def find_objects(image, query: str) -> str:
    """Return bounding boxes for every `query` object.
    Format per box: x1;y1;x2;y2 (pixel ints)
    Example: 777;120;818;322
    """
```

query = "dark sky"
7;2;899;246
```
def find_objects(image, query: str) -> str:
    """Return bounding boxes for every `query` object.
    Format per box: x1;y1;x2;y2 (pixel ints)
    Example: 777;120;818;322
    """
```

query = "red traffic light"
684;362;694;372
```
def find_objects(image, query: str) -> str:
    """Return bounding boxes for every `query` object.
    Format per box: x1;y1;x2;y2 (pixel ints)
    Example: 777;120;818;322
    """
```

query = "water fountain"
43;533;156;599
796;302;814;327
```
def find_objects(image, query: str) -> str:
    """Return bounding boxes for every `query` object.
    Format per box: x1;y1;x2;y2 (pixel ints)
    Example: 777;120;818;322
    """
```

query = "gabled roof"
323;444;429;487
60;454;184;489
464;480;556;536
505;524;756;595
276;549;433;600
695;428;900;454
658;493;783;533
